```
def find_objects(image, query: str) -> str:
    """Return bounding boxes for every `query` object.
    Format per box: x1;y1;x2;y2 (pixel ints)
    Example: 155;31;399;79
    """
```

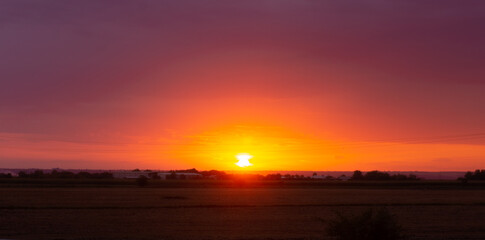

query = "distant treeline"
459;169;485;182
169;169;342;181
10;170;113;179
152;169;420;181
5;169;485;182
0;169;425;181
350;170;419;181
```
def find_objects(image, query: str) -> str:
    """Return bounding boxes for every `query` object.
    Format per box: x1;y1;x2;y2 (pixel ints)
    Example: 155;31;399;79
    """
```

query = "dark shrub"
0;173;12;178
326;208;405;240
462;169;485;181
391;174;408;181
350;170;364;180
364;171;391;181
325;176;336;180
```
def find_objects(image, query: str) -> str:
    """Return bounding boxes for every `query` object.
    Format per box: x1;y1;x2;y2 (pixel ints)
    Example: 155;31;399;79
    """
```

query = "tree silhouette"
351;170;364;180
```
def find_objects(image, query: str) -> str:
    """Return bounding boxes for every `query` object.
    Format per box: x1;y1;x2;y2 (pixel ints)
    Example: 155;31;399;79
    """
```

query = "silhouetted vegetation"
3;168;425;183
264;173;282;180
7;169;421;182
0;173;12;178
458;169;485;183
365;171;392;180
173;168;199;173
351;170;419;181
17;170;113;179
351;170;364;180
326;208;406;240
282;174;309;180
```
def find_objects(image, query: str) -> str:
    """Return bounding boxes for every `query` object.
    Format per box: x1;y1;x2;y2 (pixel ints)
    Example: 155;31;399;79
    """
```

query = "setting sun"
235;153;253;168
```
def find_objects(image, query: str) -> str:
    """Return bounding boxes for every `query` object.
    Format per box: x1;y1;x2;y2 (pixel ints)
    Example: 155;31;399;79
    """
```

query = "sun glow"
235;153;253;167
171;124;331;170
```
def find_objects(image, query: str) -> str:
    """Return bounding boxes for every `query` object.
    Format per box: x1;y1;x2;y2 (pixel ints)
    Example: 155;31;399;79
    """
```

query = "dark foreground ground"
1;181;485;240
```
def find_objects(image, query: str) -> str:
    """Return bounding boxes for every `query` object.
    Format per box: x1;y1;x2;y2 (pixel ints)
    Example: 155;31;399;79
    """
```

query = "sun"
235;153;253;167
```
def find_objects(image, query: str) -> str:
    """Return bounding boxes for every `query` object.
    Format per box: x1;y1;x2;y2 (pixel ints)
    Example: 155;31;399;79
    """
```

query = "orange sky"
1;1;485;171
2;95;485;171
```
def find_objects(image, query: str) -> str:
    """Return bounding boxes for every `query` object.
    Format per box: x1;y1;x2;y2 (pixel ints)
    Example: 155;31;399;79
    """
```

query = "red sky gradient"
1;1;485;171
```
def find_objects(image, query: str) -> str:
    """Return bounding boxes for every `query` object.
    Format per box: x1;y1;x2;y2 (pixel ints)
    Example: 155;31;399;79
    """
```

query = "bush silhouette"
461;169;485;181
351;170;419;181
364;171;391;181
326;208;405;240
350;170;364;180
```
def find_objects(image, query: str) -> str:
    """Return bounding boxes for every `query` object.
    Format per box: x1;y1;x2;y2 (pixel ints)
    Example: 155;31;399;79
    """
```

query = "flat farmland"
1;187;485;240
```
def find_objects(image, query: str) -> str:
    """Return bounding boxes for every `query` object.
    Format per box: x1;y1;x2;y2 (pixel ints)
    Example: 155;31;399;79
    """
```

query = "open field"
2;185;485;240
2;178;485;189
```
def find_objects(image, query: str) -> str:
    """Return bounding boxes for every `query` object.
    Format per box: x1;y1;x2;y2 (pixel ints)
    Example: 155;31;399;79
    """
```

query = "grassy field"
2;178;485;189
1;184;485;239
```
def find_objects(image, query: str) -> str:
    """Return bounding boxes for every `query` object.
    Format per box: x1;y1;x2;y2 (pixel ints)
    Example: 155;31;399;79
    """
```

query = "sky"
1;0;485;171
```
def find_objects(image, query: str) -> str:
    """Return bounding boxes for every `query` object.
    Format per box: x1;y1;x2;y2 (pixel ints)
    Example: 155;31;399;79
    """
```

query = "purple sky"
1;1;485;170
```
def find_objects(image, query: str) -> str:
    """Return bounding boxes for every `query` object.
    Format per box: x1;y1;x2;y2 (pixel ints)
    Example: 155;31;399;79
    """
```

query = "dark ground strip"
1;202;485;210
